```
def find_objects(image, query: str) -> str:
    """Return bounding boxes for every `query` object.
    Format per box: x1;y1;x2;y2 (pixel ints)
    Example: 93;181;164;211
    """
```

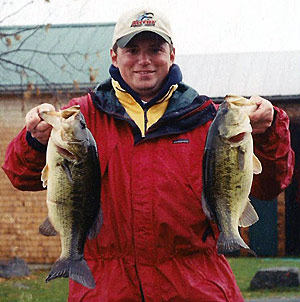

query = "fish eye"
80;120;86;129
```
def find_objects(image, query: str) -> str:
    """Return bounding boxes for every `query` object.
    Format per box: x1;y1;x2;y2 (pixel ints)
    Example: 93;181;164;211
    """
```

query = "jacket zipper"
143;108;148;138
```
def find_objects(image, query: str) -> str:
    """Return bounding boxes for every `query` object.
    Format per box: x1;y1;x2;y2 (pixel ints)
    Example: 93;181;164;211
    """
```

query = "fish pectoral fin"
39;217;58;236
238;200;259;227
253;154;262;174
41;164;49;188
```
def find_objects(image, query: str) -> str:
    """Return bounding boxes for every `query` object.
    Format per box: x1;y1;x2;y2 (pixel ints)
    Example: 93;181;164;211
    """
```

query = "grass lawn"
1;257;300;301
0;270;68;302
228;257;300;300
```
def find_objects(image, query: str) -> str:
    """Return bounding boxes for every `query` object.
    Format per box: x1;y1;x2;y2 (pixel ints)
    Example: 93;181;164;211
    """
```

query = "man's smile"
134;70;155;74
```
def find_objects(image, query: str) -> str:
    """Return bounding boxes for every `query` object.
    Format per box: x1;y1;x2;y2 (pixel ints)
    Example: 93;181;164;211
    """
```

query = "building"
0;23;299;263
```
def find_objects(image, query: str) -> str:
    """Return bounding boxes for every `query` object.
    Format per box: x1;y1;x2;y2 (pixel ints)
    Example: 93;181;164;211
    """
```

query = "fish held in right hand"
38;105;102;289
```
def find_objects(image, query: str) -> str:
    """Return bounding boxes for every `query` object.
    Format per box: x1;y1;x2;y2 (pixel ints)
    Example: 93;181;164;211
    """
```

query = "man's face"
110;33;175;102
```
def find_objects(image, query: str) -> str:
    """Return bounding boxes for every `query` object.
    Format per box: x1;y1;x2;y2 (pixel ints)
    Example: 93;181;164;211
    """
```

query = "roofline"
210;95;300;103
177;49;300;57
0;83;95;96
0;22;116;30
1;85;300;103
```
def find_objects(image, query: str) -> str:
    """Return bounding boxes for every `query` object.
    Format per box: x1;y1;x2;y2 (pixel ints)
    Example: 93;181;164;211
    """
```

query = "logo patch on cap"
131;12;156;27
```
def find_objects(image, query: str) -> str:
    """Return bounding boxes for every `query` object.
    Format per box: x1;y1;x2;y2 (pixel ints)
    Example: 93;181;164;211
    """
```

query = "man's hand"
25;103;55;145
249;96;274;134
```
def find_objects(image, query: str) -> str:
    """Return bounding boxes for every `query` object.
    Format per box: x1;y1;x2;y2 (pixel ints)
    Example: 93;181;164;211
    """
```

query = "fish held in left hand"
38;105;102;289
202;95;262;256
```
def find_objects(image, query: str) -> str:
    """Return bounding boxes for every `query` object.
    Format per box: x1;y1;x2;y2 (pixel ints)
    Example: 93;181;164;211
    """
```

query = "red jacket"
3;80;294;302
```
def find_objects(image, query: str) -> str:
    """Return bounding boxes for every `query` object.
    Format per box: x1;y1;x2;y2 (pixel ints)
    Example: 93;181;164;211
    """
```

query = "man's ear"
110;48;118;68
170;46;175;64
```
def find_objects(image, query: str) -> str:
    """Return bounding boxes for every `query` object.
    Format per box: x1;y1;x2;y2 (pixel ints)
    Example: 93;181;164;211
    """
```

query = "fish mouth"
225;95;258;114
56;145;78;160
55;140;88;160
228;132;246;143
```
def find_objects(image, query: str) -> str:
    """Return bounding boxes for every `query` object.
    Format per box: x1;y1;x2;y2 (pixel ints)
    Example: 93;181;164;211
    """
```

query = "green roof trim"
0;22;115;92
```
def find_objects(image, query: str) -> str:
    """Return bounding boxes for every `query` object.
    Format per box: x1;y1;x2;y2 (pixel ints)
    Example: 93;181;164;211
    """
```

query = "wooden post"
277;191;286;256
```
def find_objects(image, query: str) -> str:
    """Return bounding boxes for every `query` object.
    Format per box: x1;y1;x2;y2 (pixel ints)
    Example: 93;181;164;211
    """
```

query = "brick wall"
0;95;67;264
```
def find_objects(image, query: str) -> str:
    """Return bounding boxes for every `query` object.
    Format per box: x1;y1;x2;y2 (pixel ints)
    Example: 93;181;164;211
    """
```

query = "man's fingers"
25;103;55;145
30;121;52;136
248;96;274;134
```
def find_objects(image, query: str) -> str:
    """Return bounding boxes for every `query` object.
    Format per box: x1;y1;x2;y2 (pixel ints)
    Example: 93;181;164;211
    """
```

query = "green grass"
1;258;300;301
0;270;68;302
228;257;300;299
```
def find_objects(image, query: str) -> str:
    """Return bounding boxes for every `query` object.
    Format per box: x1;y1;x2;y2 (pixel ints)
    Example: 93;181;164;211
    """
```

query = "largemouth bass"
38;105;102;288
202;95;262;255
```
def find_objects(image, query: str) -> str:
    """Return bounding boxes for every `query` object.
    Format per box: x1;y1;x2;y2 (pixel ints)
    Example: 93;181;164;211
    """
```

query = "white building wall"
175;51;300;98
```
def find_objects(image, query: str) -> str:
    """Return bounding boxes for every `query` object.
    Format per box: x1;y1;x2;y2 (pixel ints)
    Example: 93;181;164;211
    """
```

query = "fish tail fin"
217;232;257;257
45;258;95;289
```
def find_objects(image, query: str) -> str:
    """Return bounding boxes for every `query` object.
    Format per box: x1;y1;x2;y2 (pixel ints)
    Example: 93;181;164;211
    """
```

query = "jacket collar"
91;78;217;143
109;64;183;108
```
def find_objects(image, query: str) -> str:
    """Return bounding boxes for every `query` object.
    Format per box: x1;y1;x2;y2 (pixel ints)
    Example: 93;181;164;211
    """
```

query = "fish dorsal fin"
239;200;259;227
201;192;215;221
39;217;58;236
253;154;262;174
41;164;49;188
87;209;103;240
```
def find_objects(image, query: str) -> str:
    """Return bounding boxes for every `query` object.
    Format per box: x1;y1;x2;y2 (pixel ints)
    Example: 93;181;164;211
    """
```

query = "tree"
0;0;113;103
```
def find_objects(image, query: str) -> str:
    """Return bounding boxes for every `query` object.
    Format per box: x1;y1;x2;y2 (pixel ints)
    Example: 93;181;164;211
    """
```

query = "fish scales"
39;105;102;289
202;95;262;255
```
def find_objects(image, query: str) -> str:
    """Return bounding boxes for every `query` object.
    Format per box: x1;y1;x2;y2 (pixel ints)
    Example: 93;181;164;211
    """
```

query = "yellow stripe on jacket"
112;79;178;137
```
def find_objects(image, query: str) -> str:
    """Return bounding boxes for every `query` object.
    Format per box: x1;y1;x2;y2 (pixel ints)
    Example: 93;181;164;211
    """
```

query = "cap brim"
116;30;172;48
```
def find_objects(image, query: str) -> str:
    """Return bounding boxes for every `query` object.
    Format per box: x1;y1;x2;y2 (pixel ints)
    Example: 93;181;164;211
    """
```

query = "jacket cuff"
26;131;47;153
252;106;284;147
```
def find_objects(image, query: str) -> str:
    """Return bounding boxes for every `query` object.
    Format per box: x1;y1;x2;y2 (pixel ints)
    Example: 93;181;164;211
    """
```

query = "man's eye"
126;48;138;54
151;47;163;54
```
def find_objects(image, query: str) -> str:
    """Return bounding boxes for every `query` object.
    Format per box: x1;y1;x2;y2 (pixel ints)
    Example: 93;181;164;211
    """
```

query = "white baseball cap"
112;7;173;48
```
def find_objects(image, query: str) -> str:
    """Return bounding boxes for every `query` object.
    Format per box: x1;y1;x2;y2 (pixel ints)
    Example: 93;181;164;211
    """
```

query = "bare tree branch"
0;1;35;25
0;48;101;58
0;56;58;97
0;1;111;102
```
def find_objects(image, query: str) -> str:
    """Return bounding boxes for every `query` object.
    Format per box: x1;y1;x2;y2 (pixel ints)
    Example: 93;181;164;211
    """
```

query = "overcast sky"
1;0;300;55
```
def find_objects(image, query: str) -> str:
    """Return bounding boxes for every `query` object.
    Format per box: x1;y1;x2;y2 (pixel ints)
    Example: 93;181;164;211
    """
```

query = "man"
3;7;294;302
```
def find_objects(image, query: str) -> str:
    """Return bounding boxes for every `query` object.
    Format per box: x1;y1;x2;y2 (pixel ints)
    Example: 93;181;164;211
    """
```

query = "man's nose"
138;52;151;65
